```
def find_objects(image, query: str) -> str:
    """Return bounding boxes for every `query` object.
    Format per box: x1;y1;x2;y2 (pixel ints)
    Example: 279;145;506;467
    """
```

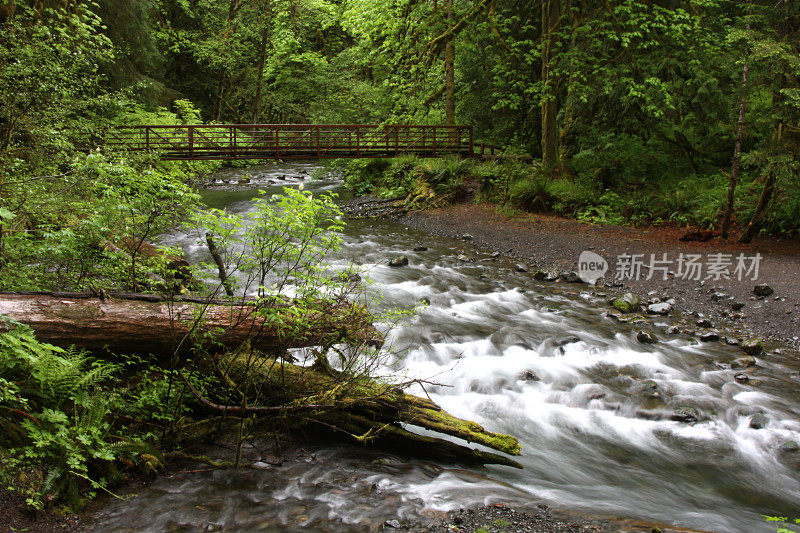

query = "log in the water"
0;292;382;357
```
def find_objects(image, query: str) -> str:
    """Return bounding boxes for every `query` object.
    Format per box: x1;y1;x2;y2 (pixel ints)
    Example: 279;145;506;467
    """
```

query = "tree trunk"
444;0;455;126
721;30;750;239
0;293;382;357
737;167;776;244
541;0;560;174
252;22;269;124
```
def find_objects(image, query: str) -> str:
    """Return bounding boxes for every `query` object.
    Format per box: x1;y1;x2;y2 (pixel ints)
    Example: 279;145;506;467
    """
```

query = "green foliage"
0;323;141;510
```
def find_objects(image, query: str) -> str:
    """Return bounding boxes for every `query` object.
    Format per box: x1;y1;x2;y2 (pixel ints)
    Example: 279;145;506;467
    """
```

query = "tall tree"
540;0;559;174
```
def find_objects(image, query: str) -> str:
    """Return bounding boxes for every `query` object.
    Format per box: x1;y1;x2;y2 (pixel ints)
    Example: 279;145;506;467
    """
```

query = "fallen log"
0;292;382;357
204;355;523;467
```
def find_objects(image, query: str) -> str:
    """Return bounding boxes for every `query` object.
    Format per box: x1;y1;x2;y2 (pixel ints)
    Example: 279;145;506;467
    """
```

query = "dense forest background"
2;0;800;242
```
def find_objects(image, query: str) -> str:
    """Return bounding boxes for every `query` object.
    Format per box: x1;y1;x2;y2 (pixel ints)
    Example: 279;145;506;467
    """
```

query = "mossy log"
216;356;522;467
0;292;382;357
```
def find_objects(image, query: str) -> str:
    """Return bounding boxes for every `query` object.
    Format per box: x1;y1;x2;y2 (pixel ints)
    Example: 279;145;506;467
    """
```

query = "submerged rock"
749;413;769;429
613;293;640;313
734;373;750;384
388;256;409;268
781;441;799;453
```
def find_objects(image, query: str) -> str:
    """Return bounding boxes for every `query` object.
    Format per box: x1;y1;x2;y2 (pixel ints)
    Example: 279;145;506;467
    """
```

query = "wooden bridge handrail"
98;123;524;161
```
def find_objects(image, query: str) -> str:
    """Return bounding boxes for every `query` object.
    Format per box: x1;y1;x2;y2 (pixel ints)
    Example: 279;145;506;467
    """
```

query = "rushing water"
94;163;800;532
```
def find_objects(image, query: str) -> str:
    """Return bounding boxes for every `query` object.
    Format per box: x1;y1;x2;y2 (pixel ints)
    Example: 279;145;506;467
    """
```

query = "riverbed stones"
647;302;672;315
732;301;745;311
749;413;769;429
514;263;528;273
457;254;474;263
413;246;428;252
383;519;402;529
613;293;640;313
734;373;750;384
754;283;774;297
637;330;657;344
696;318;713;328
741;338;764;356
700;331;720;342
490;251;501;258
461;233;473;241
388;256;409;268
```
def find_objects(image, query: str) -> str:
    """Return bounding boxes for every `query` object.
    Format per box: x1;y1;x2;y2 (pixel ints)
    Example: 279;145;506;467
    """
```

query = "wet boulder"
637;330;657;344
457;254;474;263
534;270;559;281
731;356;757;368
749;413;769;429
613;293;640;313
518;370;540;382
461;233;474;241
741;338;763;356
781;441;799;453
413;246;428;252
561;271;582;283
734;373;750;384
514;263;529;273
388;256;409;268
700;331;720;342
671;406;700;424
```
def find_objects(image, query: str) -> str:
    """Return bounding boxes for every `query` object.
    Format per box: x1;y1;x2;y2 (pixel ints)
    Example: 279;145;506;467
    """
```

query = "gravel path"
399;203;800;353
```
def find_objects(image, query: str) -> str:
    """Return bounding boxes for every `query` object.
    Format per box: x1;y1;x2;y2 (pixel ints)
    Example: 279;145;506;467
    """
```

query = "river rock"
383;519;402;529
413;246;428;252
461;233;473;241
749;413;769;429
732;302;745;311
700;331;720;342
518;370;540;382
514;263;528;273
725;337;741;346
561;271;582;283
490;251;501;258
734;373;750;384
238;177;251;184
647;302;672;315
741;338;763;356
388;256;409;268
671;406;700;424
637;330;656;344
457;254;474;263
554;335;581;347
534;270;559;281
731;356;756;368
613;293;640;313
696;318;713;328
754;283;774;297
781;441;800;453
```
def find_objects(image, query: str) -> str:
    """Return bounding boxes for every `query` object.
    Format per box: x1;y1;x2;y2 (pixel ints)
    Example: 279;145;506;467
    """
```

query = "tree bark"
721;30;750;239
737;167;776;244
541;0;560;174
0;293;382;357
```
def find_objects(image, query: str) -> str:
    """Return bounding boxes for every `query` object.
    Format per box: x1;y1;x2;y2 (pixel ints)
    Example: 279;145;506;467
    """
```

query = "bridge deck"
104;124;505;160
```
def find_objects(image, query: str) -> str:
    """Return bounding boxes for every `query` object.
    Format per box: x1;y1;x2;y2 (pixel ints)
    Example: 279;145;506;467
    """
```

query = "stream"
93;162;800;532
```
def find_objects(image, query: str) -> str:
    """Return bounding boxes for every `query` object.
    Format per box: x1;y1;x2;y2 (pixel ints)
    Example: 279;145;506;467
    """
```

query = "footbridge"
104;124;510;160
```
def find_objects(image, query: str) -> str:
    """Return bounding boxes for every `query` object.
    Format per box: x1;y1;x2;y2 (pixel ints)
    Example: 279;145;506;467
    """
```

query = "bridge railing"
105;124;474;160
